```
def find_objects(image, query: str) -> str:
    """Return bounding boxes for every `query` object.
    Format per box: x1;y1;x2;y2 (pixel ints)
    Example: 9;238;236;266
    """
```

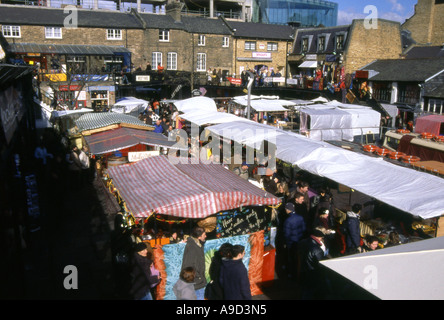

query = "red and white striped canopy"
106;155;281;218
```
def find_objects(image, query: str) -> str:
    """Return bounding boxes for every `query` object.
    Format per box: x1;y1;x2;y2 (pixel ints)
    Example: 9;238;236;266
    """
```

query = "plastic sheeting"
232;95;290;112
299;104;381;141
320;236;444;300
206;120;444;219
179;111;250;126
173;96;218;114
111;97;149;114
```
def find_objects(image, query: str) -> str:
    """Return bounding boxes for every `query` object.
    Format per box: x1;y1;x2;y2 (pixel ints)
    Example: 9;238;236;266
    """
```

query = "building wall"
233;38;290;76
344;19;402;74
402;0;444;45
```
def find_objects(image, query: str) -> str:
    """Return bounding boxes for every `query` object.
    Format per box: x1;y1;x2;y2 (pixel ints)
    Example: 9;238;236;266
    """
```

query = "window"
336;34;345;51
317;36;325;52
2;25;21;38
159;29;169;42
45;27;62;39
245;41;256;51
167;52;177;70
267;42;278;51
198;35;205;46
222;37;229;48
107;29;122;40
152;52;162;69
301;38;308;53
196;53;206;71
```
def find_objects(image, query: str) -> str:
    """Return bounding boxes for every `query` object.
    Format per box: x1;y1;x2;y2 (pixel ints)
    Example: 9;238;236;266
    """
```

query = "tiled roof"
362;58;444;82
292;25;350;54
225;20;295;40
404;46;444;59
0;5;141;28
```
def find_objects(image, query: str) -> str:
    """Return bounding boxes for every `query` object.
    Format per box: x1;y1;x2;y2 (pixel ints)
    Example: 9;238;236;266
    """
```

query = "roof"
225;20;294;41
0;5;141;29
362;58;444;82
404;45;444;59
8;43;131;55
0;63;36;87
106;155;281;218
181;16;231;35
424;69;444;98
138;12;186;30
75;112;153;132
320;236;444;300
292;25;350;54
83;127;185;155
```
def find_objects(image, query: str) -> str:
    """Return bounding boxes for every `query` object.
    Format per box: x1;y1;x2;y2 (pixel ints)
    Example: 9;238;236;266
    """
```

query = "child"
173;267;197;300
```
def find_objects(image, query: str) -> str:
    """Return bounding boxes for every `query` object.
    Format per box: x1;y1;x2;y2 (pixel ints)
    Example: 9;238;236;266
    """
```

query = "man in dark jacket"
181;226;207;300
297;228;327;299
283;202;306;280
344;203;362;254
129;242;160;300
219;245;252;300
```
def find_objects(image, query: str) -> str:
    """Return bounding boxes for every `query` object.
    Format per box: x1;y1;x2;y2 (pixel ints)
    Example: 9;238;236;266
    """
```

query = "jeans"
195;287;206;300
139;290;153;300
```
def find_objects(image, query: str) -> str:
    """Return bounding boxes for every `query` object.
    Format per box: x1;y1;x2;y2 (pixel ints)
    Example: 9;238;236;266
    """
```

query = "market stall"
320;236;444;300
104;155;281;299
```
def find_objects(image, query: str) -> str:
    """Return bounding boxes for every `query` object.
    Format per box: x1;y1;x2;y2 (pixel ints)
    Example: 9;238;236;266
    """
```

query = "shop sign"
305;54;317;60
128;151;160;162
136;75;150;82
252;52;271;59
227;77;242;85
59;85;83;91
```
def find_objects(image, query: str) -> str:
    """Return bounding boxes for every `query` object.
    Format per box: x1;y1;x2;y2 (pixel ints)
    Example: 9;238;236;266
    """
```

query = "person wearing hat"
283;202;306;280
128;242;160;300
297;228;328;299
233;161;250;180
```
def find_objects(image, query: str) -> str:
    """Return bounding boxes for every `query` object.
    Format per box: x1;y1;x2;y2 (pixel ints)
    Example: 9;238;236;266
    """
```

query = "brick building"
288;19;403;90
402;0;444;46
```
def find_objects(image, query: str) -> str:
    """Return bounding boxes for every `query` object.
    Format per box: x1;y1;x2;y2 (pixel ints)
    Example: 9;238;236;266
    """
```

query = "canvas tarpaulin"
414;114;444;136
320;236;444;300
173;96;218;114
83;127;185;155
206;119;444;219
106;155;280;218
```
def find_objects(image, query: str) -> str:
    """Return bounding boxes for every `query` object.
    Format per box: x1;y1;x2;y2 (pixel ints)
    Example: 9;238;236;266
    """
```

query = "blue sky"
336;0;417;25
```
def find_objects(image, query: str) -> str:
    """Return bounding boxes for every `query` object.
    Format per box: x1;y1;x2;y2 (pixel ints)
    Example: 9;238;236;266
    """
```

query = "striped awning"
106;155;281;218
83;127;186;155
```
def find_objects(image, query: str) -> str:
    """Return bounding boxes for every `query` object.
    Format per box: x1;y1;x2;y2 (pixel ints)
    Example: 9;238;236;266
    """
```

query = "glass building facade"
253;0;338;27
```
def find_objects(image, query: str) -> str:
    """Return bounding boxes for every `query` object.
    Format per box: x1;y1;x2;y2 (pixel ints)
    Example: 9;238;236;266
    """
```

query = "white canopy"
111;97;149;114
320;236;444;300
173;96;218;114
299;104;381;141
232;96;291;112
206;119;444;219
50;108;94;119
299;60;318;68
179;111;250;126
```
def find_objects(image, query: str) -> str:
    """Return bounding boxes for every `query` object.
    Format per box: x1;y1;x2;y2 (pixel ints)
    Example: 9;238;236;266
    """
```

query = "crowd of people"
127;226;252;301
